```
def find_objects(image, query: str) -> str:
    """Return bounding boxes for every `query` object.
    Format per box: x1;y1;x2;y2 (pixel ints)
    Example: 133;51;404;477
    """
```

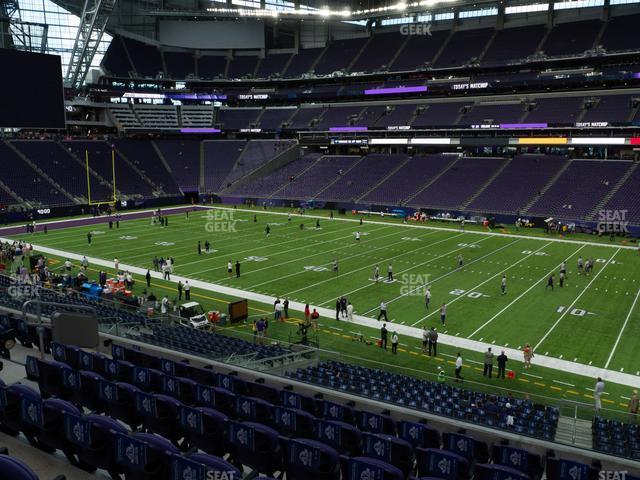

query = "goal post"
85;148;118;206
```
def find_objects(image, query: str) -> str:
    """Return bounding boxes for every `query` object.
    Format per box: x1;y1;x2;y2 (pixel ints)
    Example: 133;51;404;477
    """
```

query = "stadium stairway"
60;141;121;198
555;416;594;450
311;155;365;199
521;158;573;215
404;155;460;205
460;157;513;210
150;140;179;194
0;178;23;205
4;141;76;205
355;155;412;203
221;141;301;194
111;144;162;195
386;34;411;71
586;162;640;221
268;154;325;198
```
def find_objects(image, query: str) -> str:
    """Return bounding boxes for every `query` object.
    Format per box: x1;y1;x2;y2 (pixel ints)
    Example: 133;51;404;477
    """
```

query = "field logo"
599;472;627;480
597;209;629;234
304;266;329;272
205;210;237;233
400;23;432;36
399;273;430;296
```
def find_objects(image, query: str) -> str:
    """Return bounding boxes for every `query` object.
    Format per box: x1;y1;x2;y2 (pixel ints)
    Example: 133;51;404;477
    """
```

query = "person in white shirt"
274;302;283;321
64;259;72;271
114;258;119;272
161;295;169;315
355;232;360;243
455;353;464;381
391;332;399;354
227;261;233;278
387;264;393;282
594;377;605;413
377;301;388;321
81;256;88;270
346;302;354;321
425;287;431;310
373;264;380;283
184;281;191;300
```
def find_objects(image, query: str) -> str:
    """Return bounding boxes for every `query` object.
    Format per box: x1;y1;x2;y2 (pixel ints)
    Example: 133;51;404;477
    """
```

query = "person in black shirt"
380;323;388;350
497;351;508;379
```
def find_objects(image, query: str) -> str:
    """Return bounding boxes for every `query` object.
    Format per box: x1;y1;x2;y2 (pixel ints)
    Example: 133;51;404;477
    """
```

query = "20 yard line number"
450;289;489;299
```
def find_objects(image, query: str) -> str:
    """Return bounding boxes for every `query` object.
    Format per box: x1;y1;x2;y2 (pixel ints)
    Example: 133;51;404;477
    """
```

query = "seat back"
284;437;341;480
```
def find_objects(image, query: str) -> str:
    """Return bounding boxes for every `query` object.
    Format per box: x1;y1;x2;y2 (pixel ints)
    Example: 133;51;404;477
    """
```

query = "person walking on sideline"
497;350;508;379
283;298;289;319
628;390;639;423
177;280;183;301
377;301;388;321
346;302;353;321
428;327;438;357
391;331;399;354
184;281;190;301
145;270;151;287
455;353;464;382
380;323;388;350
523;344;534;368
483;347;494;378
594;377;605;413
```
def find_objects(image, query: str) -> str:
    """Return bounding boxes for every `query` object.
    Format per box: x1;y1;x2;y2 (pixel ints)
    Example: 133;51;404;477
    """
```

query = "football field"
6;205;640;411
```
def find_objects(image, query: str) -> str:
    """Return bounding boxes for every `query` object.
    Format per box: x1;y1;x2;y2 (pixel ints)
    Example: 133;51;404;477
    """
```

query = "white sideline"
3;236;640;390
211;205;639;251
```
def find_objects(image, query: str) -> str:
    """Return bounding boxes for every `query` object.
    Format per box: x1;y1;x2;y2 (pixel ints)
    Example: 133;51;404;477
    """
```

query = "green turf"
7;204;640;417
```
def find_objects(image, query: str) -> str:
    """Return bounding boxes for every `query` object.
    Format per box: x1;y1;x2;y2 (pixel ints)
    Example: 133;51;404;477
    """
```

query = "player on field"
501;275;506;295
546;274;555;291
316;219;321;229
87;232;92;245
265;225;271;237
387;263;393;282
373;264;380;283
560;261;567;278
425;286;431;310
460;219;465;231
333;258;338;275
355;231;361;242
227;260;233;278
457;254;464;269
205;240;211;253
440;303;447;326
288;213;292;222
577;256;584;274
559;271;565;287
584;258;591;276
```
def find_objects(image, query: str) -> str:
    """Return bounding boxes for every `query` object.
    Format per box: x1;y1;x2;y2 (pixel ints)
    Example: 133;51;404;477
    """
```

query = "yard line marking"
604;287;640;369
523;372;543;379
534;248;619;351
282;230;463;298
411;241;551;326
359;235;507;314
313;232;474;305
241;225;417;288
468;244;587;338
553;380;575;387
